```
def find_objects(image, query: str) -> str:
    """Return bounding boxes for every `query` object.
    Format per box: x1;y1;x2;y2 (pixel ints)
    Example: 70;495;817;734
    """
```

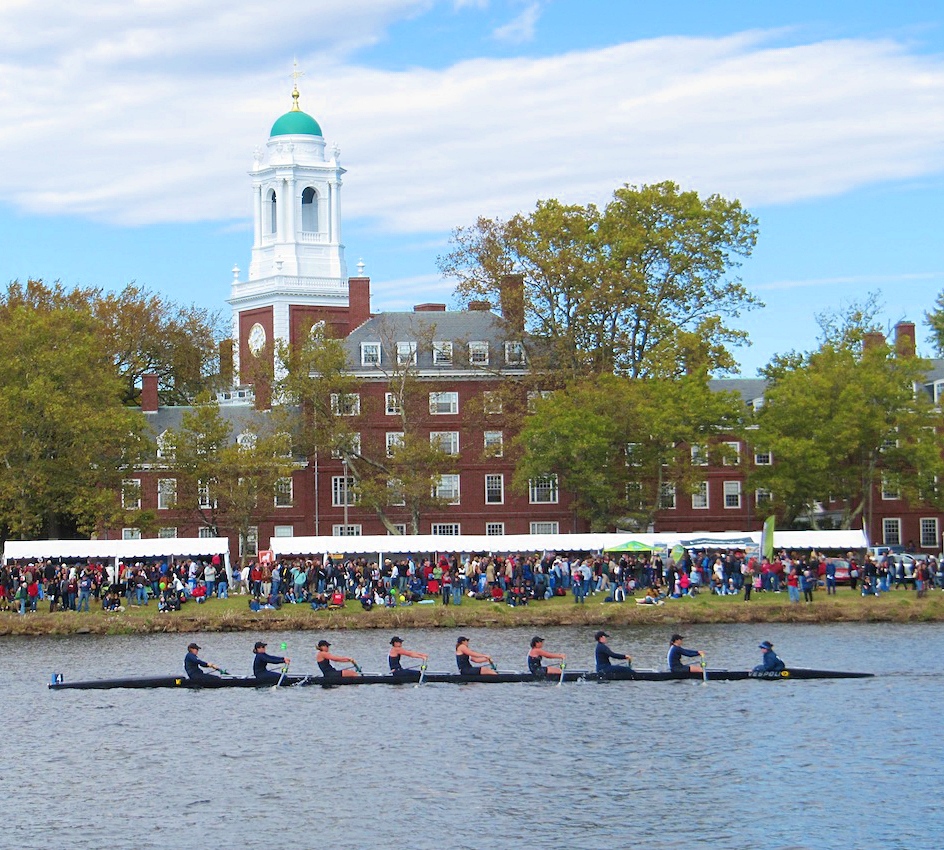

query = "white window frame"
433;474;461;504
432;341;453;365
723;480;742;509
158;527;177;539
920;517;938;549
530;521;559;534
396;341;417;366
157;478;177;511
360;341;381;366
331;393;361;416
691;445;709;467
482;391;503;415
659;483;676;510
431;523;461;535
122;528;141;540
333;524;362;537
386;432;404;457
754;450;772;466
273;525;294;538
527;390;551;412
486;522;505;536
881;477;900;501
882;518;901;546
625;443;642;467
504;341;525;365
692;480;709;510
468;341;489;366
236;431;257;450
387;478;406;506
241;527;259;559
385;392;402;416
484;430;504;457
529;475;559;504
122;478;141;511
429;391;458;415
274;477;293;508
198;526;215;539
332;476;358;506
430;431;459;455
198;479;216;510
755;488;773;505
723;441;741;466
156;430;175;461
484;473;504;505
331;432;361;459
388;524;407;536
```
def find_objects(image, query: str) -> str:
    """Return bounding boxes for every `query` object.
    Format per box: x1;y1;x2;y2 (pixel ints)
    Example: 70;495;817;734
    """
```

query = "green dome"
270;110;323;137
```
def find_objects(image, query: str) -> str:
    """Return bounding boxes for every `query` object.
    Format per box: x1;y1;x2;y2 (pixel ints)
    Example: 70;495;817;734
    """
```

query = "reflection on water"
2;623;942;850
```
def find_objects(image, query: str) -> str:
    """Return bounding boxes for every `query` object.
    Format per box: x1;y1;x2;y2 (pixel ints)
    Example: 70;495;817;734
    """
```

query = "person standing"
786;568;800;603
184;642;222;680
593;630;632;675
743;562;755;601
667;634;704;674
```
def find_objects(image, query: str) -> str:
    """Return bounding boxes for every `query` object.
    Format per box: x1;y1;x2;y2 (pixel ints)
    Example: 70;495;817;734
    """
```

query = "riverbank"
2;587;943;636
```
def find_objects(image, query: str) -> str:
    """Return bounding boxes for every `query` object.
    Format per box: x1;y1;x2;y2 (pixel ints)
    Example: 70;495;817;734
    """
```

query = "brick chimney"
499;273;525;332
141;374;159;413
862;331;887;352
894;321;916;357
413;303;446;312
468;300;492;311
219;339;234;387
348;277;371;332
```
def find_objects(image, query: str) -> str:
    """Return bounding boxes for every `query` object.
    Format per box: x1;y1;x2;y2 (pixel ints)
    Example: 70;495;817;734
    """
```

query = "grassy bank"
2;587;943;637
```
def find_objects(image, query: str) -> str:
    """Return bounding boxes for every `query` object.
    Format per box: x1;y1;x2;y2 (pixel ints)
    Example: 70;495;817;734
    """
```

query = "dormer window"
469;341;489;365
432;341;453;365
504;341;525;365
361;342;381;366
237;432;257;450
396;341;417;366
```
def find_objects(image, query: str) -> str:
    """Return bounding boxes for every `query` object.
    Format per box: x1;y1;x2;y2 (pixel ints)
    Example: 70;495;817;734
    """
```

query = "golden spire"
291;59;304;111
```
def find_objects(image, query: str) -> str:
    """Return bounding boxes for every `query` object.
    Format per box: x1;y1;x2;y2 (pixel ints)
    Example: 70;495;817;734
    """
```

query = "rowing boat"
47;667;873;690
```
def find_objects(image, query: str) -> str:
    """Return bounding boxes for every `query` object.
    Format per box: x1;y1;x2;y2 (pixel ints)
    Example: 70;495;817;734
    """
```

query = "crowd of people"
3;546;942;615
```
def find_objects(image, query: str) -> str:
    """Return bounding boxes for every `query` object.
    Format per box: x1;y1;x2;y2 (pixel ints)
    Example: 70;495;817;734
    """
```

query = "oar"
557;661;566;687
273;642;289;689
701;652;708;684
415;663;427;688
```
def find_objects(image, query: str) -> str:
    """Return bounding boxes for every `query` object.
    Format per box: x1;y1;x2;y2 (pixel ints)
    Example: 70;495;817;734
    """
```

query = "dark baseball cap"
390;636;403;645
253;641;267;650
759;640;773;649
670;633;684;642
188;642;200;650
317;639;331;648
594;630;609;641
530;636;544;647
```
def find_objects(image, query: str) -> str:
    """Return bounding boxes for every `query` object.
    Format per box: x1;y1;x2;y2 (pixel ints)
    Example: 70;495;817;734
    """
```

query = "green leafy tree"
439;182;759;380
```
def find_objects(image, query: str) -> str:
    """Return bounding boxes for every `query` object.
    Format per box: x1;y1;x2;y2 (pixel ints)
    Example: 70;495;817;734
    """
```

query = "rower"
388;636;428;679
667;633;704;674
252;640;290;683
316;639;360;679
455;636;498;676
184;642;221;679
593;630;632;676
753;640;786;673
527;636;565;679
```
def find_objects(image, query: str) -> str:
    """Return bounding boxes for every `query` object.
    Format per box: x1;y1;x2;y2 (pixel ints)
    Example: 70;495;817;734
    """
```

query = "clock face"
248;323;267;355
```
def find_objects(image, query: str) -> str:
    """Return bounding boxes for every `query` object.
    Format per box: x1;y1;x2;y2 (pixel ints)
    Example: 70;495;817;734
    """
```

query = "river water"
2;622;941;850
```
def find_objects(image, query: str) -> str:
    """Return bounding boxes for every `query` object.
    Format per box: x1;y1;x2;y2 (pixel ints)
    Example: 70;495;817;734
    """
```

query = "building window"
482;391;503;415
881;477;900;500
755;488;773;506
433;474;460;504
240;527;259;558
236;431;257;450
485;473;504;504
430;431;459;455
332;476;357;506
388;524;407;535
527;390;551;412
486;522;504;536
266;189;277;236
331;393;360;416
529;475;559;504
659;483;676;510
469;341;489;365
625;443;642;467
723;442;741;466
156;430;175;461
387;478;406;506
122;528;141;540
754;450;772;466
396;341;417;366
157;478;177;510
882;518;901;546
273;525;294;538
333;524;362;536
504;341;525;365
198;526;215;539
198;479;216;510
386;432;404;457
626;481;643;510
530;521;559;534
691;445;708;467
484;431;504;457
301;186;318;231
331;432;361;459
429;391;458;415
692;481;709;509
385;393;402;416
122;479;141;510
360;342;381;365
274;477;293;508
432;341;453;365
920;517;938;548
723;480;741;509
431;523;460;535
158;527;177;538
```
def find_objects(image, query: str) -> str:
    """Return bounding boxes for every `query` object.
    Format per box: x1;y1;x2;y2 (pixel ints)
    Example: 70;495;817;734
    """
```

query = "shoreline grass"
2;587;943;637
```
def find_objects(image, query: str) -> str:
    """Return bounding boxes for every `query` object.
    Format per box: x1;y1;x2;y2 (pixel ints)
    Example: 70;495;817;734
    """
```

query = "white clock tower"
228;83;352;384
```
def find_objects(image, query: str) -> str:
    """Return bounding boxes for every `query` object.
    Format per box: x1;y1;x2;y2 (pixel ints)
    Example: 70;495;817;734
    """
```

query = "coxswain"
593;630;632;675
753;640;786;673
252;640;290;683
388;636;428;679
455;636;498;676
316;639;360;679
184;642;221;680
527;636;566;678
667;633;704;674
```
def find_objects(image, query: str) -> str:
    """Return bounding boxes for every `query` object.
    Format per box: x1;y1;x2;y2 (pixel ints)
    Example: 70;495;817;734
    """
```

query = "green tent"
604;539;652;552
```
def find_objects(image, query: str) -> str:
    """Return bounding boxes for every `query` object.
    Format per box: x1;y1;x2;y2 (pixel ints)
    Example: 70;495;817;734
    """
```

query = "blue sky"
0;0;942;375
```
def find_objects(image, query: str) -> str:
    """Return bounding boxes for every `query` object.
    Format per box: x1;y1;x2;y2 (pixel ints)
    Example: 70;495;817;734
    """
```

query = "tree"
515;372;746;530
751;323;944;529
438;182;759;380
0;299;149;539
926;288;944;355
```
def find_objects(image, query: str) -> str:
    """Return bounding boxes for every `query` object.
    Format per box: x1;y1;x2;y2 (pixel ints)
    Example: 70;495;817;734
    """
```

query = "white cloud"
492;2;542;44
754;272;943;292
368;273;454;309
0;12;941;239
